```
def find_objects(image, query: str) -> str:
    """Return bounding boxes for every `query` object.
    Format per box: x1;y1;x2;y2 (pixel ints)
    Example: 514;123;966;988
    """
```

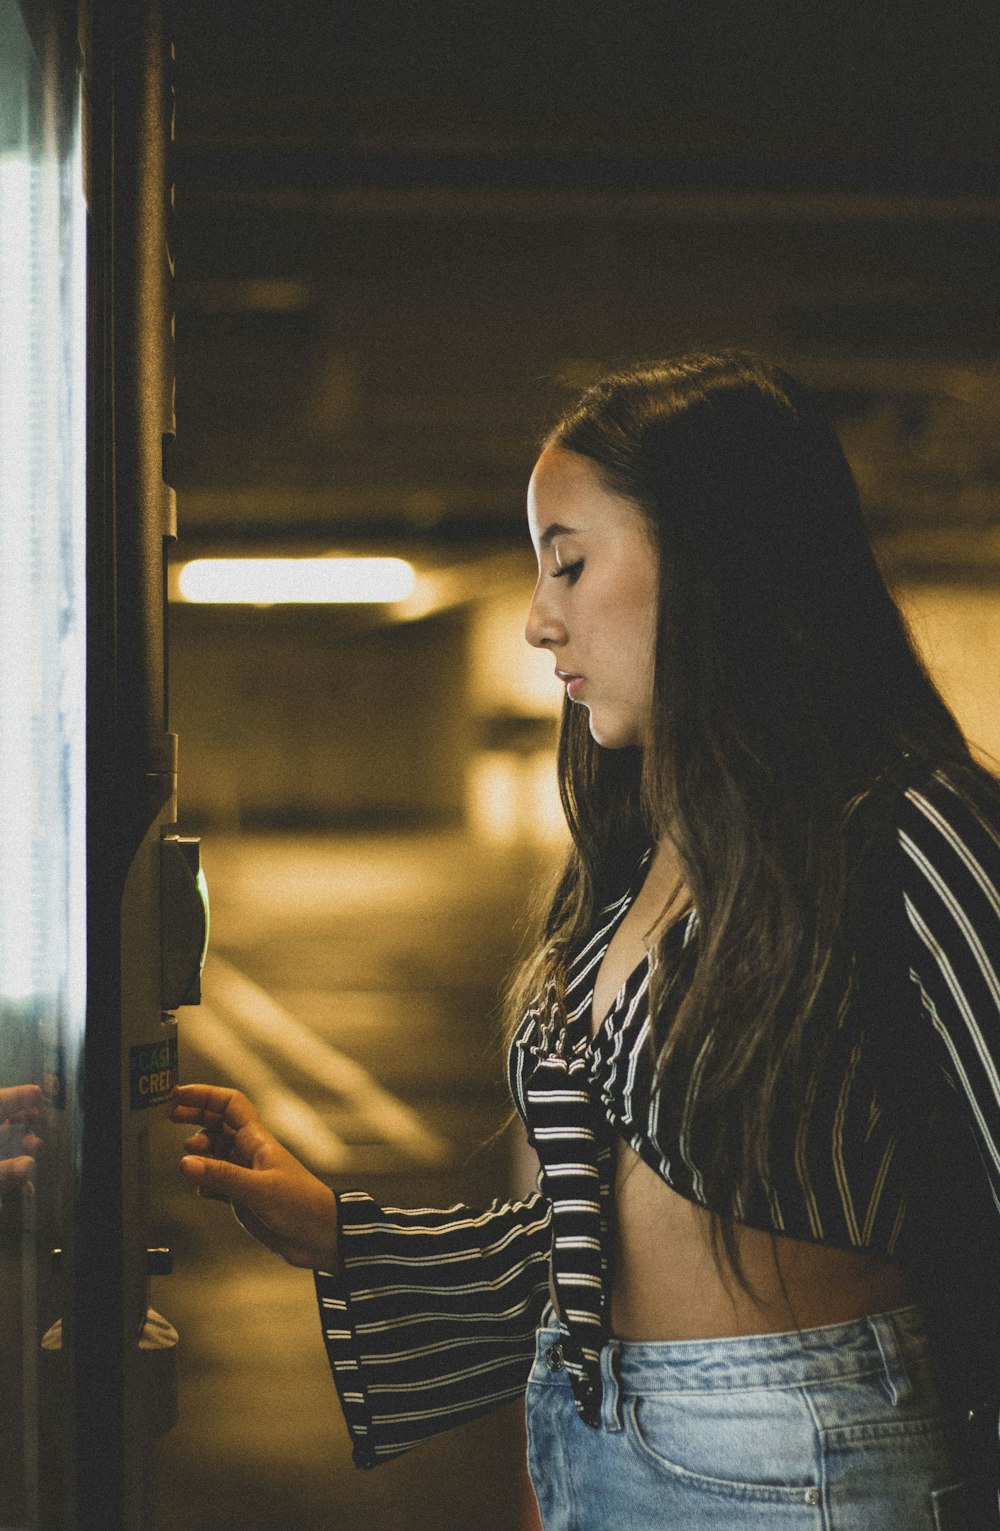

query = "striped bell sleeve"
899;770;1000;1206
313;1187;552;1467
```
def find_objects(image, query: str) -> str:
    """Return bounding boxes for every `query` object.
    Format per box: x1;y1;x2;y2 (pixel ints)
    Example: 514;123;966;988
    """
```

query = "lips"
555;669;584;700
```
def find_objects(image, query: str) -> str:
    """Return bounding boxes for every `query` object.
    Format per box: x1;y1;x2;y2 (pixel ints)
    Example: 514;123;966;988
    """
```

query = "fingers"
0;1084;44;1120
0;1116;43;1168
0;1085;46;1152
183;1124;237;1161
0;1156;36;1192
169;1084;259;1133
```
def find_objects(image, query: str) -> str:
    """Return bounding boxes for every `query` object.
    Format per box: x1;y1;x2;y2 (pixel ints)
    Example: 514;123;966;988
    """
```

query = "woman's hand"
0;1084;45;1193
169;1084;339;1270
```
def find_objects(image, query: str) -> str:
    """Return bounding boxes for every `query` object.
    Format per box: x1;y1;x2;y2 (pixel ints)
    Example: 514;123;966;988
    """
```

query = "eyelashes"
551;559;584;585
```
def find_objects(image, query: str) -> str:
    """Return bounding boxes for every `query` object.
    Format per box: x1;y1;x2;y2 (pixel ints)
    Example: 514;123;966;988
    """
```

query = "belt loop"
868;1311;913;1407
600;1343;624;1432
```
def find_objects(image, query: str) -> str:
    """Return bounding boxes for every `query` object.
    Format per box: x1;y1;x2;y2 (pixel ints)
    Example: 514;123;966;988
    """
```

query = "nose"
524;575;566;650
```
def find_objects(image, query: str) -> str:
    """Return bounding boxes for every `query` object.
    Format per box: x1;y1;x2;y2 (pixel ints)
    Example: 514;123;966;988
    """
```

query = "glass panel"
0;2;86;1525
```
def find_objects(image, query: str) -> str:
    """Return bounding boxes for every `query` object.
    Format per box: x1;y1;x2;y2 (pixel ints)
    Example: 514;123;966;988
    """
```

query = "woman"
172;351;1000;1529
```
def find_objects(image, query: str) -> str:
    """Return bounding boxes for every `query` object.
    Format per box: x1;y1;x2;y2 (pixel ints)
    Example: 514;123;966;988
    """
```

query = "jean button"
804;1487;820;1507
544;1343;564;1372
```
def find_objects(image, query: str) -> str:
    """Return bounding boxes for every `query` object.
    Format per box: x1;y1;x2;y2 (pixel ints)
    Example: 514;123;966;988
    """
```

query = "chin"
586;713;640;751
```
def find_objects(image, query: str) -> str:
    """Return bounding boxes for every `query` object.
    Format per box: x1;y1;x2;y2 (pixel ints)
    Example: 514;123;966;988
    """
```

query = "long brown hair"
505;350;998;1288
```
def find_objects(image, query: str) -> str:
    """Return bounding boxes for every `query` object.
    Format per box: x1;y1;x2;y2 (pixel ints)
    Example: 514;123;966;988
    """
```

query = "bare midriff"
550;839;914;1342
606;1146;913;1341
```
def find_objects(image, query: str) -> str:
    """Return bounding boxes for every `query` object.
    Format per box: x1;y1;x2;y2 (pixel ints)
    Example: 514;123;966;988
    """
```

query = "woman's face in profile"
525;445;659;750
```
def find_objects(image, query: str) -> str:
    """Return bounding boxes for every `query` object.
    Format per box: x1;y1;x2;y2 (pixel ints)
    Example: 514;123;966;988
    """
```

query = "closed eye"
551;559;583;584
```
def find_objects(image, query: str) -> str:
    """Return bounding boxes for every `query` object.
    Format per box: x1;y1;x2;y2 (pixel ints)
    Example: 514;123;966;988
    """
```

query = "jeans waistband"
534;1303;931;1398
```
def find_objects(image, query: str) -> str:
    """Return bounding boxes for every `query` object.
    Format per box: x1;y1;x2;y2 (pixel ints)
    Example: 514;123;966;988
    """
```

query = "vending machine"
0;2;205;1526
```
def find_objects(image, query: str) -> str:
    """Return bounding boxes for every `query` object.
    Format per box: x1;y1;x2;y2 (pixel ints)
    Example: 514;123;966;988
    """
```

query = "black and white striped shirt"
315;768;1000;1465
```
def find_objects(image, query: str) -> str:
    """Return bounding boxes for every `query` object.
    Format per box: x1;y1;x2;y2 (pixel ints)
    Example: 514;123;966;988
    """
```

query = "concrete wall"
898;582;1000;768
168;580;1000;832
169;605;471;828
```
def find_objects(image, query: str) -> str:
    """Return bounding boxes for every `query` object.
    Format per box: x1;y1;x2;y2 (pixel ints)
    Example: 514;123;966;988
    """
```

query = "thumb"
181;1154;259;1201
0;1156;36;1192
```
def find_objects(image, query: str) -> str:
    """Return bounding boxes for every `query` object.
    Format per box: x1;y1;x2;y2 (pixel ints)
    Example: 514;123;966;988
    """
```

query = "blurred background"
151;2;1000;1527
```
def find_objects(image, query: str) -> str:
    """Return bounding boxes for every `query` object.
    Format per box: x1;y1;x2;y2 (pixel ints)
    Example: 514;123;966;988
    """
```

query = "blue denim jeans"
525;1306;970;1529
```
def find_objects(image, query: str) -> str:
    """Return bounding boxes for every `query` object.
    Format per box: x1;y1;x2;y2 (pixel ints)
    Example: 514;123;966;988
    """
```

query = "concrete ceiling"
169;1;1000;560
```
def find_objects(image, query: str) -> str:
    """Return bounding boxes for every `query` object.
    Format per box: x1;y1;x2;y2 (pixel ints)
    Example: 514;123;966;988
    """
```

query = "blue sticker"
130;1036;178;1109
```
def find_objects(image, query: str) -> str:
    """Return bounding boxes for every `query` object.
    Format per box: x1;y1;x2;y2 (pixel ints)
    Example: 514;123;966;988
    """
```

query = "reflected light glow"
470;586;561;715
0;156;33;998
177;557;416;604
0;72;87;1008
466;750;567;846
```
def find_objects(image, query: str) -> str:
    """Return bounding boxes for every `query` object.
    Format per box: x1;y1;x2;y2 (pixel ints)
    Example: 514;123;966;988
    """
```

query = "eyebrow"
538;522;579;549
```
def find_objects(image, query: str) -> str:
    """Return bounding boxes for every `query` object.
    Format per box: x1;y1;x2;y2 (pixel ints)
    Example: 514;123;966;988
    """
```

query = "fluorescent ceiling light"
177;557;416;605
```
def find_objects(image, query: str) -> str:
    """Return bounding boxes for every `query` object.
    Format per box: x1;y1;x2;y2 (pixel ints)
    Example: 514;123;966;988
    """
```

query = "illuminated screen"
0;0;86;1019
0;4;86;1518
